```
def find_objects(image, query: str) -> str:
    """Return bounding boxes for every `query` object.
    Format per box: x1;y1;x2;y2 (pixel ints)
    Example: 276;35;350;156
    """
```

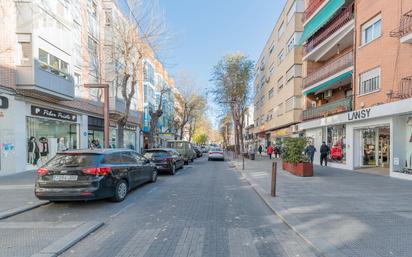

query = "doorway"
358;126;390;173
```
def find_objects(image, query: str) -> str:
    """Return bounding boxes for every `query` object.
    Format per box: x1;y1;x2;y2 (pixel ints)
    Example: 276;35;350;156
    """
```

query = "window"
122;152;137;164
269;63;275;74
326;125;346;164
277;49;284;64
361;15;381;45
38;49;70;80
286;65;302;81
359;67;380;95
269;42;275;54
277;76;284;89
287;0;304;23
285;96;301;112
267;109;273;121
17;39;32;66
276;103;284;116
268;88;274;99
278;22;285;38
260;95;265;106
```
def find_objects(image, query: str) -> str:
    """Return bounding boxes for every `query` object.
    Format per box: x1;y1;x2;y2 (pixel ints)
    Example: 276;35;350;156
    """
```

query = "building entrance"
359;126;390;170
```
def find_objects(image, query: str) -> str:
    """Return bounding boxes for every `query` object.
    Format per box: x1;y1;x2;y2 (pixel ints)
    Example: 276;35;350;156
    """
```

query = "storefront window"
327;125;346;163
26;117;79;166
109;127;117;148
124;130;136;150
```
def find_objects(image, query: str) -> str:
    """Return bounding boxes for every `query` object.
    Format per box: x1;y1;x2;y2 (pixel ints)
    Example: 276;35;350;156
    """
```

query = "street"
1;157;318;257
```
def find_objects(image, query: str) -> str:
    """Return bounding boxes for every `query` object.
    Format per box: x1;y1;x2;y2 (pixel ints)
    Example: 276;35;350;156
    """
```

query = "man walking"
267;144;273;159
258;145;263;156
320;142;330;166
305;143;316;164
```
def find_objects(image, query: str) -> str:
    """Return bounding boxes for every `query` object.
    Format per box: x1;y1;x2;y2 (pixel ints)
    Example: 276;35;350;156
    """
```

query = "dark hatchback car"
35;149;157;202
144;148;184;175
193;147;202;158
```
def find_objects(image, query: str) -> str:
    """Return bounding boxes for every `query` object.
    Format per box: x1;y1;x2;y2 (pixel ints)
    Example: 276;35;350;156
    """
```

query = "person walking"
258;145;263;156
267;144;273;159
305;143;317;164
320;141;330;166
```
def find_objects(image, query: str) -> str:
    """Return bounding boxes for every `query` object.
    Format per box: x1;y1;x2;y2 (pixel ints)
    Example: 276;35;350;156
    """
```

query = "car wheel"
150;169;158;183
208;158;210;161
184;160;188;165
170;163;176;175
111;179;128;202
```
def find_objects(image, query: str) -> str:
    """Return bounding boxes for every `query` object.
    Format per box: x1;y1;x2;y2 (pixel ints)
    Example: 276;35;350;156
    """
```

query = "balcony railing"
303;97;352;120
303;0;326;23
388;76;412;102
390;10;412;38
303;50;353;88
304;7;354;55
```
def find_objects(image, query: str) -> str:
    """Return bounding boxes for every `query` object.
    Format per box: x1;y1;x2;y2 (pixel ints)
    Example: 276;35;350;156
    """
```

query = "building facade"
0;0;177;176
252;0;305;148
299;0;412;180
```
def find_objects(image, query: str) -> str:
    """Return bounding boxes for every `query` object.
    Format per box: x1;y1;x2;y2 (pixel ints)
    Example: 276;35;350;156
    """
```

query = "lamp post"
84;83;110;148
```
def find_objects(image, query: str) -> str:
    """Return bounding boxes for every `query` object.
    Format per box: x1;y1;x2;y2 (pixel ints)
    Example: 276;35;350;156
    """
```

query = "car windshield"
45;154;103;168
167;142;184;149
144;151;170;158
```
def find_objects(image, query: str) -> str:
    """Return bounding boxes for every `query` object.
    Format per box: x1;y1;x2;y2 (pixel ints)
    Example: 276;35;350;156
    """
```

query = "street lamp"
84;83;110;148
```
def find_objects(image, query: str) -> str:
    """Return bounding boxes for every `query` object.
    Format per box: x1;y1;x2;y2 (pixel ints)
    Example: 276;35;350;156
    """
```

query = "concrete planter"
282;162;313;177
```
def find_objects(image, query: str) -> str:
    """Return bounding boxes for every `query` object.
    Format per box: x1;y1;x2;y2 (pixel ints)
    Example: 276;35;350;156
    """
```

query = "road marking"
0;184;34;190
147;186;158;194
0;221;81;229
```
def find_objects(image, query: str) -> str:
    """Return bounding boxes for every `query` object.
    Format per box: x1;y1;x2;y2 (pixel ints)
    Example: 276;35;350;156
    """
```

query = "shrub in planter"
281;137;313;177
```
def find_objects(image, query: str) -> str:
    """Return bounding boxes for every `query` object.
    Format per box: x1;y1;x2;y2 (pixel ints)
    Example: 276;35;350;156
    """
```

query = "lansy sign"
31;106;77;122
347;108;371;121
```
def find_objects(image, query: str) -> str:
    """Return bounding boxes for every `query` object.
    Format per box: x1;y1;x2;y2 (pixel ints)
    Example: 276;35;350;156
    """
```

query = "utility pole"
84;83;110;148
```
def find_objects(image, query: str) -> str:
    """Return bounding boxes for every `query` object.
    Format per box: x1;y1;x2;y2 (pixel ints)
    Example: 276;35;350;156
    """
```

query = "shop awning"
304;71;352;96
298;0;345;45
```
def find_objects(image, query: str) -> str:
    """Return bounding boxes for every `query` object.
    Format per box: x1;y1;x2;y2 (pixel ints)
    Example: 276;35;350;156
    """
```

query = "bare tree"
147;85;170;148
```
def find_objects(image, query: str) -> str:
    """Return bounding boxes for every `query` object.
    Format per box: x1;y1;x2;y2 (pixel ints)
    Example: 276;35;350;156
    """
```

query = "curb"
0;201;50;220
31;221;104;257
229;160;342;257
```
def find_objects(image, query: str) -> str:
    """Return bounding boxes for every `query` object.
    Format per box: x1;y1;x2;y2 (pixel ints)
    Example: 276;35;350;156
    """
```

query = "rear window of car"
144;151;170;158
210;148;222;152
45;154;103;168
167;142;184;149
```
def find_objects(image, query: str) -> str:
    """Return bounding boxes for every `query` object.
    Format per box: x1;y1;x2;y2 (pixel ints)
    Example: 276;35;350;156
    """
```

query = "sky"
157;0;287;126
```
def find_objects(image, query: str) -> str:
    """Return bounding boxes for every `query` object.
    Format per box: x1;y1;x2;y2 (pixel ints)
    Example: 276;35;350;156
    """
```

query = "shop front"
26;105;80;168
299;97;412;180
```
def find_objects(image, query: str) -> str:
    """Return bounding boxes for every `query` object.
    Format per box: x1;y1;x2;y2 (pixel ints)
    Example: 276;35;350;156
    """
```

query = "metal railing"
388;76;412;101
390;10;412;37
303;97;352;120
303;0;326;23
303;50;353;88
304;7;354;55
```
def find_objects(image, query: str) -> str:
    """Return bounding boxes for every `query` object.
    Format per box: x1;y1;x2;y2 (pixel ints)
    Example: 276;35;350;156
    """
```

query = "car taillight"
82;167;112;176
37;168;48;175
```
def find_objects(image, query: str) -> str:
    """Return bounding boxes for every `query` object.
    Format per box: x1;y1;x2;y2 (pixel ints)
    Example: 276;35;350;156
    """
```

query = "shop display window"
326;125;346;163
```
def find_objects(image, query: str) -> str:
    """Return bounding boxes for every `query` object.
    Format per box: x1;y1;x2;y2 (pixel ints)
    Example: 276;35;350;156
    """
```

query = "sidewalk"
230;156;412;257
0;171;48;219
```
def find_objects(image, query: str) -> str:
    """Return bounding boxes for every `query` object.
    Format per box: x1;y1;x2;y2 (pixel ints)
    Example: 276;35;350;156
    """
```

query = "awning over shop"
304;71;352;96
298;0;345;45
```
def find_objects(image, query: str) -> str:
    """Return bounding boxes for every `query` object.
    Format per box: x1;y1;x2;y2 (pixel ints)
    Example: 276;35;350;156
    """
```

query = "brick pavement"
230;156;412;257
61;157;319;257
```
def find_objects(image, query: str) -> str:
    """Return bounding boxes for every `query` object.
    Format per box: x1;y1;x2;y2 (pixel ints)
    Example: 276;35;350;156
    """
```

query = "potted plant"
281;137;313;177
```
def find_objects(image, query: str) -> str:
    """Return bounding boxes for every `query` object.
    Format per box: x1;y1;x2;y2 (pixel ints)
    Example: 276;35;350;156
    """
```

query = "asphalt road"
3;156;319;257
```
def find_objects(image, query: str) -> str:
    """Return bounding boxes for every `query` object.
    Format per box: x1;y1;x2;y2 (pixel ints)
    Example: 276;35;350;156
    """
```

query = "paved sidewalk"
0;171;48;219
230;156;412;257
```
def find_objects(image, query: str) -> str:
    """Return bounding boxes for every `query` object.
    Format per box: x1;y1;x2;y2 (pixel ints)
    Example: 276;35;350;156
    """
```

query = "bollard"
242;156;244;170
271;162;277;197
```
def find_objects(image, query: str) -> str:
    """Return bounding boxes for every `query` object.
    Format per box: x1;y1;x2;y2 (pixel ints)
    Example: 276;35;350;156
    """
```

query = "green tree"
211;53;254;154
193;133;208;145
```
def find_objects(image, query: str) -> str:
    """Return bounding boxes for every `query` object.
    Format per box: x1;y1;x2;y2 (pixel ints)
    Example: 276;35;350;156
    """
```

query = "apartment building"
299;0;412;180
252;0;304;148
0;0;177;175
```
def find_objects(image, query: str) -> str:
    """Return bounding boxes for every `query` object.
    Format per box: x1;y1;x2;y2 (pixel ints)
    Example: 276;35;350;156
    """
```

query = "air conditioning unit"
291;125;299;133
324;90;332;98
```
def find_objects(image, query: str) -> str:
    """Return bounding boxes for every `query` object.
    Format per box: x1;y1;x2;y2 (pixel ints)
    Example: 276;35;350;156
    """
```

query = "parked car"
35;149;157;202
143;148;184;175
166;140;196;164
193;146;203;158
208;148;225;161
200;145;208;153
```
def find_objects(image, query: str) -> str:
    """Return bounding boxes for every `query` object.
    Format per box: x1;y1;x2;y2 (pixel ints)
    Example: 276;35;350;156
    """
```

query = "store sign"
347;108;371;121
125;124;137;131
271;128;291;137
31;106;77;122
0;96;8;109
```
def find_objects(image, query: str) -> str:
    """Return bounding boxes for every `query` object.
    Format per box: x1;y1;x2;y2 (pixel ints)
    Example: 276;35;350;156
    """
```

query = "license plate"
53;175;78;181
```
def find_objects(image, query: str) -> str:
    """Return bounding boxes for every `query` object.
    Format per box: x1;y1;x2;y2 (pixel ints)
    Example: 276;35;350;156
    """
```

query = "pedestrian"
320;141;330;166
273;145;279;158
258;145;263;156
305;143;317;164
267;144;273;159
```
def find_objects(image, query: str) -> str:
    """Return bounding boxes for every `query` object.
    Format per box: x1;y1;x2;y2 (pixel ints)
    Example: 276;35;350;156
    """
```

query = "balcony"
303;0;326;23
388;76;412;102
303;6;354;61
390;10;412;44
304;50;353;89
303;97;352;120
17;60;74;101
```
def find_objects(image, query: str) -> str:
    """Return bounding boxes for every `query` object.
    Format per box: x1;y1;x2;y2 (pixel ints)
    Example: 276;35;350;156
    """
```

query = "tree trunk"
117;124;124;148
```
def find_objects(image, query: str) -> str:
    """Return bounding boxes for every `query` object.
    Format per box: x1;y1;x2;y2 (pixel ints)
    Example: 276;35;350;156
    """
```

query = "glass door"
362;128;376;166
378;127;390;168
